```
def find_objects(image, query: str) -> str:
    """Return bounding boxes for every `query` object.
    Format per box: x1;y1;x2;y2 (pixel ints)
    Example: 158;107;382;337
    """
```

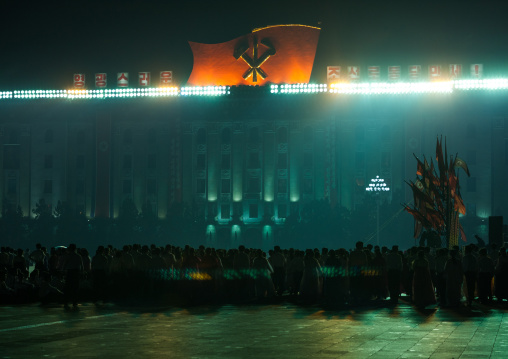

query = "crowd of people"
1;240;507;310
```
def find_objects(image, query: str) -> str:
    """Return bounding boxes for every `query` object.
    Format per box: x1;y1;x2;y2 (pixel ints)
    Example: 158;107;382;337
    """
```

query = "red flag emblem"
187;25;320;86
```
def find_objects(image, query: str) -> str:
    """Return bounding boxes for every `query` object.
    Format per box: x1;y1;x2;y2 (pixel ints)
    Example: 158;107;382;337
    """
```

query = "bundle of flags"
404;136;470;246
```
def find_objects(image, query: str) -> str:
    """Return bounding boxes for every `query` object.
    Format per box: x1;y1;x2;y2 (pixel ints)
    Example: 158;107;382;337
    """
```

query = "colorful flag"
138;72;151;87
408;65;421;80
388;66;401;81
449;64;462;79
327;66;341;82
453;157;471;177
117;73;129;87
160;71;173;85
348;66;360;80
95;73;107;88
187;25;320;86
368;66;380;80
73;74;85;88
470;64;483;78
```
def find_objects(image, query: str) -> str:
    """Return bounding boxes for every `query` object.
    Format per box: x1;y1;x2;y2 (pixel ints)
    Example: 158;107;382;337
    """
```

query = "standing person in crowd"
91;246;109;303
412;250;436;309
477;248;495;304
444;249;463;307
287;250;304;296
349;241;368;302
60;244;84;310
434;248;448;303
385;245;402;304
30;243;46;271
495;247;508;302
323;249;342;306
299;250;322;303
234;245;251;300
269;246;286;296
371;246;387;300
252;250;275;300
462;244;478;307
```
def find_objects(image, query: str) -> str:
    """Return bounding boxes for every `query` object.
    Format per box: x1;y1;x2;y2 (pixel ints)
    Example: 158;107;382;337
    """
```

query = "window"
277;127;288;143
123;129;132;145
467;123;476;139
7;179;16;195
123;180;132;195
8;130;19;145
278;204;287;219
248;177;260;193
303;153;313;169
467;177;477;192
76;179;84;195
221;179;230;194
467;150;476;166
278;179;287;193
76;155;85;170
355;125;364;142
45;129;53;144
147;154;156;170
381;152;391;169
249;204;258;218
356;152;365;169
221;204;230;219
147;178;157;195
44;155;53;169
3;145;20;170
197;128;207;145
249;127;259;144
197;179;206;193
76;130;85;145
303;179;313;194
123;154;132;169
147;128;157;144
221;128;231;144
221;154;230;169
303;126;313;144
466;203;477;217
248;152;260;169
197;154;206;169
43;180;52;194
277;153;287;169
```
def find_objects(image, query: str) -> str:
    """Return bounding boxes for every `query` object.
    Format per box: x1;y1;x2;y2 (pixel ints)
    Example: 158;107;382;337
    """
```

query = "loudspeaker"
489;216;503;246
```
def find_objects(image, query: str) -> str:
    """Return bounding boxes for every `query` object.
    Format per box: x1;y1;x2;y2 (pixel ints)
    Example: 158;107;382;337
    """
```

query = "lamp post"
365;175;391;246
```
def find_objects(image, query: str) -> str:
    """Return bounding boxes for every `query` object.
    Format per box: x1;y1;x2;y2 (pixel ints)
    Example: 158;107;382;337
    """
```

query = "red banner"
95;114;111;218
187;25;320;86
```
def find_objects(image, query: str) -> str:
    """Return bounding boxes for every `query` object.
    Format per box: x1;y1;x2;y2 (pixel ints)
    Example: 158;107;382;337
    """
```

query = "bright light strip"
13;90;67;99
453;78;508;90
270;83;328;94
0;91;13;99
4;79;508;102
180;86;230;96
329;81;453;95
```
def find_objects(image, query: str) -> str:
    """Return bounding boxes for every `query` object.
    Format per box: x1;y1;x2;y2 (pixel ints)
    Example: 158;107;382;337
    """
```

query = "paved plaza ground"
1;298;508;359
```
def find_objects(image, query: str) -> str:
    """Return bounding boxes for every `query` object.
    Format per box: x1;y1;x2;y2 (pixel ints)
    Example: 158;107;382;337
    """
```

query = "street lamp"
365;176;391;245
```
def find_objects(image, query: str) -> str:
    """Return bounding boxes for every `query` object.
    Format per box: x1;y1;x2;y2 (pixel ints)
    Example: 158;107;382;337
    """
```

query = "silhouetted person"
385;245;402;304
61;244;84;310
477;248;494;304
462;244;478;307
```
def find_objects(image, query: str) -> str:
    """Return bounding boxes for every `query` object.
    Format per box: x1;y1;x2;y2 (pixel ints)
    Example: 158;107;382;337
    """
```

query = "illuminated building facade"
0;80;507;248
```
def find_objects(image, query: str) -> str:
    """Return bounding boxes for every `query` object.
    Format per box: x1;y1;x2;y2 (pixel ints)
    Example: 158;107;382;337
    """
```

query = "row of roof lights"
3;79;508;100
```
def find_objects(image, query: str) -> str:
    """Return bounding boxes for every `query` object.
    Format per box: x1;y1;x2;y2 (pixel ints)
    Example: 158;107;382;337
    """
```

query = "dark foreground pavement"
1;299;508;359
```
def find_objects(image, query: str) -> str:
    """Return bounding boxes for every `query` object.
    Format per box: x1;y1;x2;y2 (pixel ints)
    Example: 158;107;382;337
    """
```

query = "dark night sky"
1;0;508;89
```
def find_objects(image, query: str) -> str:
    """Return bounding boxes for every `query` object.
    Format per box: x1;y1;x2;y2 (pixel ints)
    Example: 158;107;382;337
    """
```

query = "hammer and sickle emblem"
234;37;276;82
